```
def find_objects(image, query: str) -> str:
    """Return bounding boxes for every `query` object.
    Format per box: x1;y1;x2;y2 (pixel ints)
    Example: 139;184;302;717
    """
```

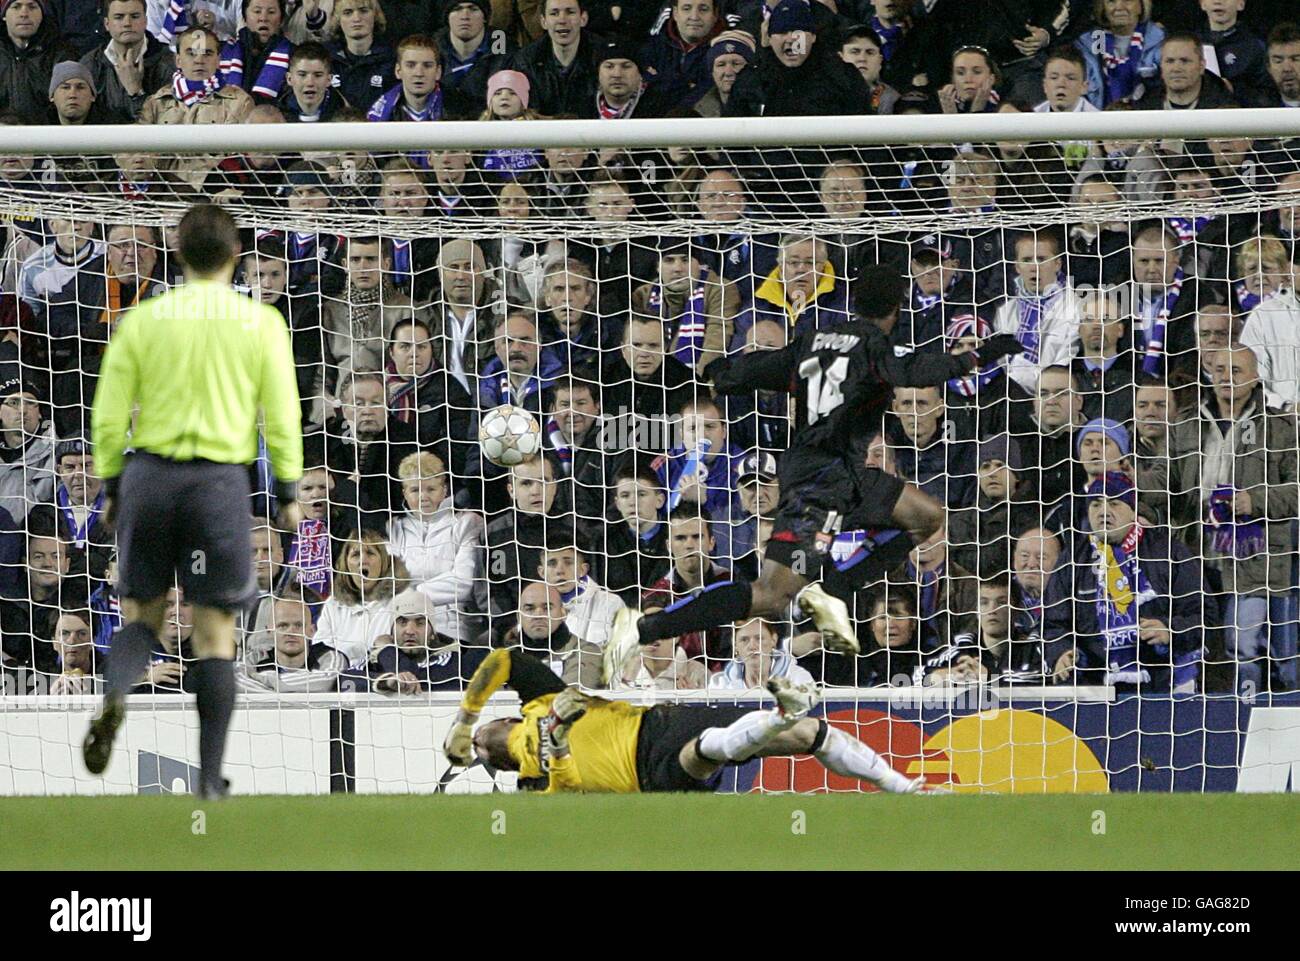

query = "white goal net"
1;111;1299;795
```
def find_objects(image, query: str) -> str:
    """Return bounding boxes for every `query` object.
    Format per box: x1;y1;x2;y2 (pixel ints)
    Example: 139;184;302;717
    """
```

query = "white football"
478;404;542;468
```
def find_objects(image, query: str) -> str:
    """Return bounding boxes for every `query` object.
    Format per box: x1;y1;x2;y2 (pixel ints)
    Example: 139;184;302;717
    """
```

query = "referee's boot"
195;777;230;802
796;583;859;655
82;697;125;775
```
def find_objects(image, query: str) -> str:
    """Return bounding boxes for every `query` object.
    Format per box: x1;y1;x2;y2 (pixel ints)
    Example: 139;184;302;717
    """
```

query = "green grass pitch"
3;794;1298;870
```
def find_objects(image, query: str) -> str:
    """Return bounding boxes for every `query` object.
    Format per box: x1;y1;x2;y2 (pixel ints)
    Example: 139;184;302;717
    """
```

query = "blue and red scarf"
1234;282;1263;314
159;0;189;44
1090;523;1155;684
547;417;574;474
1012;274;1066;366
221;30;293;100
647;269;709;367
56;486;105;550
945;314;1002;397
1101;28;1146;104
1167;215;1210;243
288;518;332;598
171;69;225;107
1208;486;1267;560
367;83;444;121
1136;266;1185;375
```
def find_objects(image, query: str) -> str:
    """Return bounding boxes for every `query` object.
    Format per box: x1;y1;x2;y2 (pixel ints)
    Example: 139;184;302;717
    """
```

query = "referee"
84;204;303;799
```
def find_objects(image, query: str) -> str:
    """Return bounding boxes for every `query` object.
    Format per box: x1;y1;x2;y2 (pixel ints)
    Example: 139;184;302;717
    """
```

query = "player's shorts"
115;452;255;610
635;703;753;792
765;451;904;576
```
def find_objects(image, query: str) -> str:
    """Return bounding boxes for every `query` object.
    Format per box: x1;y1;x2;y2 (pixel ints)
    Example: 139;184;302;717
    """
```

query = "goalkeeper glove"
972;334;1025;365
544;687;590;757
443;709;478;766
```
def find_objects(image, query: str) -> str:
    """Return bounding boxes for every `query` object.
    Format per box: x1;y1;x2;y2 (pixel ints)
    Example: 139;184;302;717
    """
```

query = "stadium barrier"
2;690;1296;795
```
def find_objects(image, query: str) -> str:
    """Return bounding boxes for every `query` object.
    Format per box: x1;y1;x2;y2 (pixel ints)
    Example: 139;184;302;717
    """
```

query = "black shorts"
115;452;255;610
765;451;904;576
635;704;753;792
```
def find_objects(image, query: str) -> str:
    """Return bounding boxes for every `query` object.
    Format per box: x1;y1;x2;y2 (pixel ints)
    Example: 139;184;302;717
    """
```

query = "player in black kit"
603;266;1024;681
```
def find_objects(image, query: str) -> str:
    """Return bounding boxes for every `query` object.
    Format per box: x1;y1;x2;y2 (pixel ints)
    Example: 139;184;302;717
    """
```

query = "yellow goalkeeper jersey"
460;648;645;793
509;692;645;793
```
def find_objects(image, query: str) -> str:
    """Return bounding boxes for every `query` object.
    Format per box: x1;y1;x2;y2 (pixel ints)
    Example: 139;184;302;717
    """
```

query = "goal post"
1;109;1299;796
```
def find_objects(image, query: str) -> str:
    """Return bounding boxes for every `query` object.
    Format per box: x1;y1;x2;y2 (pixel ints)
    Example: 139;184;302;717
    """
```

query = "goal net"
1;112;1299;795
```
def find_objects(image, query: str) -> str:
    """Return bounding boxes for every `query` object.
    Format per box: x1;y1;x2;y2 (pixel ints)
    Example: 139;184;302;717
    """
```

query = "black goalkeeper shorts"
636;704;754;792
115;452;255;610
765;451;904;577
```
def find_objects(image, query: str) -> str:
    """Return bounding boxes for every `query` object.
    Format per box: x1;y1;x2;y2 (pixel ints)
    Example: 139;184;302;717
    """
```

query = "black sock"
638;581;753;643
825;529;917;595
103;622;158;700
190;658;236;790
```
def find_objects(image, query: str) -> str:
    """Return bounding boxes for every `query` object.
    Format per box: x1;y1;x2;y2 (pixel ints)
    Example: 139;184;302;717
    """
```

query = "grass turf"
3;793;1298;870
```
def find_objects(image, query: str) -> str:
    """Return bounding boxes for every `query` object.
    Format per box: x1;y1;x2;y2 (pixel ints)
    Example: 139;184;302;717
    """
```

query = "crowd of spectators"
2;0;1300;700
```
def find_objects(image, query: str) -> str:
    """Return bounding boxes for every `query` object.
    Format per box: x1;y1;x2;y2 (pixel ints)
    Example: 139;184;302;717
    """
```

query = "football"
478;404;542;467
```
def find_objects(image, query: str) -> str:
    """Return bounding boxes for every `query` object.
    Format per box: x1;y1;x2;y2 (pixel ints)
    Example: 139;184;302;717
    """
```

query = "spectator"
1066;176;1133;287
325;0;396;111
314;529;408;668
602;463;670;601
1042;471;1203;693
922;575;1048;685
599;316;697;444
887;384;978;508
724;0;871;117
1075;0;1165;107
147;0;240;42
1134;32;1237;108
48;608;97;694
49;436;111;582
1231;234;1291;319
1199;0;1272;106
1021;365;1086;509
1238;246;1300;408
0;528;77;680
81;0;175;123
709;616;814;689
638;0;724;108
240;588;348;692
536;144;590;217
691;167;764;291
690;32;753;118
509;0;599;117
508;580;602;685
801;587;926;687
897;242;962;354
726;320;791;453
366;585;487;692
0;377;54;522
482;453;573;631
654;395;742;525
573;171;659;318
711;450;777;576
579;38;663;119
1171;344;1298;693
45;60;114;127
937;44;1002;115
366;32;476;120
992;228;1083;394
277;40;349;120
323;370;420;529
941;313;1032;443
541;377;615;524
478;310;565;415
386;450;484;644
1129;220;1214;376
631;237;739;375
1072;292;1137;424
218;0;295;103
436;0;511;112
1264;21;1300;107
202;104;292;204
538;542;624;648
536;257;612;373
386;317;474;463
889;522;978;650
0;0;75;124
838;24;900;115
733;233;852;347
1035;44;1098;116
1011;525;1062;635
284;463;336;597
137;27;255;186
642;513;733;664
373;157;439;301
616;631;707;689
132;586;194;693
949;434;1045;577
1131;375;1179;522
18;217;102;328
1191;304;1235;388
867;0;934;92
433;237;497;396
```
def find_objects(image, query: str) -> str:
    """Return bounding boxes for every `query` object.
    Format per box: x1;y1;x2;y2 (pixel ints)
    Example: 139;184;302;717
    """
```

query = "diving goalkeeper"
443;649;922;794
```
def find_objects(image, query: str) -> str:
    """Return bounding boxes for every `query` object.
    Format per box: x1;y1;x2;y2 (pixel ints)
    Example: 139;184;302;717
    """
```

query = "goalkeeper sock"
190;658;236;791
103;622;158;700
638;581;753;644
696;708;799;764
814;727;913;793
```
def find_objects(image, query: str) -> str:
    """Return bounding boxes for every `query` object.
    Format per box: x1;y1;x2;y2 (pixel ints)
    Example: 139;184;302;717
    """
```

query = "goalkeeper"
443;649;923;794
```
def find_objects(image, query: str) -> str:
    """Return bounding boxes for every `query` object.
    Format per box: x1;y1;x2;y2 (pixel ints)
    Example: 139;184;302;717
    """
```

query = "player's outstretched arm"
875;333;1024;388
704;340;802;396
443;649;569;765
